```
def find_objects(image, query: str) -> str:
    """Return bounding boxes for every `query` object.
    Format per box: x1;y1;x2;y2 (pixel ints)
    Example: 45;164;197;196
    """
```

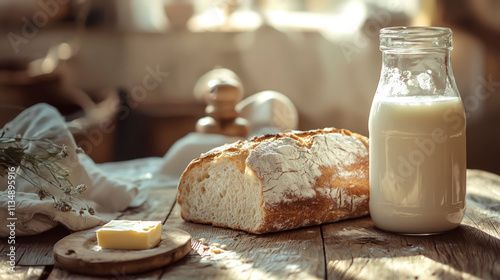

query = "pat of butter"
96;220;162;250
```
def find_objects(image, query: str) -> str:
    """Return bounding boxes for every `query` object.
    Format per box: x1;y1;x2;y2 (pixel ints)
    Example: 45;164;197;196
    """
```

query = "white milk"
369;95;466;234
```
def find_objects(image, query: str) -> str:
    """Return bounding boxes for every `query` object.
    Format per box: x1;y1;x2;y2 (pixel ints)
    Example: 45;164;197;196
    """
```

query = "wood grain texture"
1;187;177;269
48;264;166;280
48;187;180;279
322;170;500;280
16;226;71;266
464;170;500;238
117;188;178;222
0;264;46;280
160;203;325;280
4;168;499;280
53;226;191;276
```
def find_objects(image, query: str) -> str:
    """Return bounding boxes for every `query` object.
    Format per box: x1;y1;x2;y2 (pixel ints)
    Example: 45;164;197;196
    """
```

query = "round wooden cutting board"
53;226;191;276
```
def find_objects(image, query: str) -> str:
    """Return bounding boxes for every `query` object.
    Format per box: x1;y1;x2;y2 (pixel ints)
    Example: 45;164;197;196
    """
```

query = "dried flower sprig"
0;128;94;216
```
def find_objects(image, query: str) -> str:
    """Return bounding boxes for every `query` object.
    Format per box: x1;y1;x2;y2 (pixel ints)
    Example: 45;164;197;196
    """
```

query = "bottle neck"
377;50;458;97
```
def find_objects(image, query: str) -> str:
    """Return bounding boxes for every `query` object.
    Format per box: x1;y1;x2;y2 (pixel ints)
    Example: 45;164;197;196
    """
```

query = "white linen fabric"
0;104;140;237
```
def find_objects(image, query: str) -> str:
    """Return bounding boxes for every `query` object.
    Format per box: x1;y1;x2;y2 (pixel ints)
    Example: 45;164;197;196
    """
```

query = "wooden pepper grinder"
195;78;249;138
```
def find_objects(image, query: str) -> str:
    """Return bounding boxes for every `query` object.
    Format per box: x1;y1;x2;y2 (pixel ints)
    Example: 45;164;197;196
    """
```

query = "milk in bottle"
369;27;466;234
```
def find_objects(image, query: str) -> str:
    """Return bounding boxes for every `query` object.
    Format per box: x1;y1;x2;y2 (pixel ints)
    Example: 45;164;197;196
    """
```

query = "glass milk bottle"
368;27;466;234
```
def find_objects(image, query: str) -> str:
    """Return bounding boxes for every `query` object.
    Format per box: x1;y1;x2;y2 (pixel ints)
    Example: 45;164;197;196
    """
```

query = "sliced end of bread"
178;152;265;233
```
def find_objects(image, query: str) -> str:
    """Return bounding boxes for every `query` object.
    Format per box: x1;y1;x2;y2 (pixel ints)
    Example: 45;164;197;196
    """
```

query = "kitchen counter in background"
0;19;499;173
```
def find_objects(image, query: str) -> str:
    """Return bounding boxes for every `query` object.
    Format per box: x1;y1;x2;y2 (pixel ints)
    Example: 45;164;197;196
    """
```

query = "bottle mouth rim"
380;26;452;51
380;26;452;38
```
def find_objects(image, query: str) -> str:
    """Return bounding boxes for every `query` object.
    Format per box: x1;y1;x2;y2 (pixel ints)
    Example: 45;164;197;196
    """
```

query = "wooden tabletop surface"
1;167;499;280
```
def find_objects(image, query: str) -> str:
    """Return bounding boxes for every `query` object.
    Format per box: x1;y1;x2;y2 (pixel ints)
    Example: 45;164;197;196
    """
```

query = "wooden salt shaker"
196;78;249;138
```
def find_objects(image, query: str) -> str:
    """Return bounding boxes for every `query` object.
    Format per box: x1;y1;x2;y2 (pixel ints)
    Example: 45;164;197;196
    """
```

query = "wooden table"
1;165;499;280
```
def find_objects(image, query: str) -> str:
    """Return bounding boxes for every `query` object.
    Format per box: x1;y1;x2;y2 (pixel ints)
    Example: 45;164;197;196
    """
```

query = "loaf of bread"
177;128;369;234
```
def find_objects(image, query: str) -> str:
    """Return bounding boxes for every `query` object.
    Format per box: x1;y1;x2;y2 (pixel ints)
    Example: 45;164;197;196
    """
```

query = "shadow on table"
323;217;500;280
163;218;327;280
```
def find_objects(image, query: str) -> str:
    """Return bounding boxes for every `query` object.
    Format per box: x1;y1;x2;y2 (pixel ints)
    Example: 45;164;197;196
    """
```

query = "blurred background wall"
0;0;498;174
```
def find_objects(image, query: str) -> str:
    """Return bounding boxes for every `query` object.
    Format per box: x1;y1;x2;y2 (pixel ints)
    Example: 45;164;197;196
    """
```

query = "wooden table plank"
118;188;178;222
464;170;500;238
323;217;500;280
323;170;500;280
11;185;177;268
160;202;325;280
15;226;71;266
0;262;46;280
3;166;499;280
0;242;40;279
47;187;178;280
0;239;26;266
48;264;166;280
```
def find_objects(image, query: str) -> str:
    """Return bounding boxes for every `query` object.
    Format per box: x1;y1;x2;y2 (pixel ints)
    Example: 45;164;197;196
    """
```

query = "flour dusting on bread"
177;128;370;234
249;133;367;207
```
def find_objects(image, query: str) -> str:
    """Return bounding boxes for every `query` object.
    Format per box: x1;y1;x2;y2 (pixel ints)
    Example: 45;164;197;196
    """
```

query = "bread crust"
177;128;369;234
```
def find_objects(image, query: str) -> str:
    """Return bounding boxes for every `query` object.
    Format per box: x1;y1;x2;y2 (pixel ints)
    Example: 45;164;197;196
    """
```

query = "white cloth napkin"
146;133;243;188
0;104;140;237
